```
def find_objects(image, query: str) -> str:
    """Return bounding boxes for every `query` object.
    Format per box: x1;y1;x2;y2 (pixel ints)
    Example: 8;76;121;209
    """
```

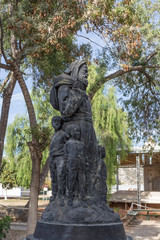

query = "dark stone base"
26;221;133;240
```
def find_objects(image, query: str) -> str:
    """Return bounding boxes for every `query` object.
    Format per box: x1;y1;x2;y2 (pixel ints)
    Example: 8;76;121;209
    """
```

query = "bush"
0;216;12;240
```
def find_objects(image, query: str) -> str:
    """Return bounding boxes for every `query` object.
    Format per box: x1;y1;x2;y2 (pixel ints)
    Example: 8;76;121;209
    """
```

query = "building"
0;184;30;198
110;145;160;209
119;145;160;192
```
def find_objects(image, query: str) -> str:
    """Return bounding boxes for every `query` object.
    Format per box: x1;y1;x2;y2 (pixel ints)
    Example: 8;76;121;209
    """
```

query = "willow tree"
89;64;130;187
4;88;58;191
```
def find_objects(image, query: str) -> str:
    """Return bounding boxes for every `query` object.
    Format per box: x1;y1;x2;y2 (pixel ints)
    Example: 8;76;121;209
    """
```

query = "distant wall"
0;184;21;197
144;165;160;191
118;167;144;188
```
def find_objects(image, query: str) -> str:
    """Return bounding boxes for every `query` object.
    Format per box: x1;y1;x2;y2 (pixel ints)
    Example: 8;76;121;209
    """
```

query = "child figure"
65;124;86;206
49;116;66;205
96;145;107;203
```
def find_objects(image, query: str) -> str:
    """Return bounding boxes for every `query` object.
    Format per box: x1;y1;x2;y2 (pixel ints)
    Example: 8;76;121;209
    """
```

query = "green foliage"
1;0;159;144
0;162;17;190
0;216;12;240
4;115;31;188
4;89;57;188
89;64;131;187
0;0;83;54
85;0;160;142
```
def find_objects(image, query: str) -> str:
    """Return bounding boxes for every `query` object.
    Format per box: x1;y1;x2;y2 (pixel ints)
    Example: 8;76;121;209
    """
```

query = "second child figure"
65;124;86;206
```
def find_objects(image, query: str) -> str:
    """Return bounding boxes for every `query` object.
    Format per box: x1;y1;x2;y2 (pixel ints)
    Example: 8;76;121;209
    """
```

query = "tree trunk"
13;64;37;127
39;157;50;191
13;63;42;235
0;73;16;170
4;189;7;200
25;157;50;208
27;141;41;235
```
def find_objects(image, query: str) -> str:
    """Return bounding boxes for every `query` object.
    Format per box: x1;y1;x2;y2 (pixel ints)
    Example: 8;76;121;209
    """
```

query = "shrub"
0;216;12;240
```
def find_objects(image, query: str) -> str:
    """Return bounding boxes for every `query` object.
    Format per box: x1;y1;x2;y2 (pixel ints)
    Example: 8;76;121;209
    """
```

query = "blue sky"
0;68;32;124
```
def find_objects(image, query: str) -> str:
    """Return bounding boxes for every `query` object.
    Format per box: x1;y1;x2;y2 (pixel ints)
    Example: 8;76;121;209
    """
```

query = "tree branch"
0;62;13;71
0;72;12;94
39;157;49;190
0;17;9;64
146;50;159;63
144;65;160;69
140;70;156;86
140;70;159;102
76;34;103;48
88;64;160;100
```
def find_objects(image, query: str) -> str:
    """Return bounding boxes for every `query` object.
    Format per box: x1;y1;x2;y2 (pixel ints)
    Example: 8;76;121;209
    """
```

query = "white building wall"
118;167;144;186
111;167;144;193
0;184;21;197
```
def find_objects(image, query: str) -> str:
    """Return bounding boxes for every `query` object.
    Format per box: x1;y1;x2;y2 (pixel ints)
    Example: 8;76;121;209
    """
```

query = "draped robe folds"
57;84;98;166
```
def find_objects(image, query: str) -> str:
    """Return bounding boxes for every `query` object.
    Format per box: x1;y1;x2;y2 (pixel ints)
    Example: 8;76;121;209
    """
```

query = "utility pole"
136;154;141;209
116;155;120;191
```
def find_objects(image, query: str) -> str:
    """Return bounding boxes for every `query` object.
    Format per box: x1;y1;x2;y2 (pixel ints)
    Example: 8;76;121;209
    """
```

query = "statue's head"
50;60;88;111
101;146;106;159
52;116;63;130
66;124;81;140
98;145;106;159
65;59;88;89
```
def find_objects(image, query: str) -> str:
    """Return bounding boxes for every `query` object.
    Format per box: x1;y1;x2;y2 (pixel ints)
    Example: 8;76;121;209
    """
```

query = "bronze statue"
27;60;132;240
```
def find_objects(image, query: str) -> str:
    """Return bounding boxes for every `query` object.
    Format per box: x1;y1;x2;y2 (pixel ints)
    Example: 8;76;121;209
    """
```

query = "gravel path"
3;229;26;240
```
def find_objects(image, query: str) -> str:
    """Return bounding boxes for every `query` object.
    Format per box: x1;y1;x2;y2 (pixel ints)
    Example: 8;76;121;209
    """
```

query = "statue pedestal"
27;221;132;240
26;200;132;240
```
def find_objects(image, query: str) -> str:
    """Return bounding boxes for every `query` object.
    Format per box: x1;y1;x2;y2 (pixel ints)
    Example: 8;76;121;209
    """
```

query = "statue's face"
52;118;61;130
101;147;106;159
58;85;70;114
78;64;88;87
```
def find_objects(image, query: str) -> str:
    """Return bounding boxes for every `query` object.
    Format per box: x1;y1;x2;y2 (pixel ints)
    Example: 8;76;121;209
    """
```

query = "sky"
0;68;32;124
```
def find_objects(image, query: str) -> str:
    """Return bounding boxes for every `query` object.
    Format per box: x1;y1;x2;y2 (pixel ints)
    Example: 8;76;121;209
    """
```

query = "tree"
0;161;17;200
89;64;131;187
0;0;159;235
85;0;160;140
4;89;56;190
30;0;160;140
0;0;85;234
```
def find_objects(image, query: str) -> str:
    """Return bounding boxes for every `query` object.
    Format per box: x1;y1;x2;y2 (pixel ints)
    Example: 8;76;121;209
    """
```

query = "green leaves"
4;88;56;188
0;216;12;240
89;64;131;187
0;162;17;190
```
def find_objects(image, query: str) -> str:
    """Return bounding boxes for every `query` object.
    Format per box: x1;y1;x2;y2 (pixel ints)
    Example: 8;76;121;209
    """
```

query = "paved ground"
111;191;160;205
125;219;160;240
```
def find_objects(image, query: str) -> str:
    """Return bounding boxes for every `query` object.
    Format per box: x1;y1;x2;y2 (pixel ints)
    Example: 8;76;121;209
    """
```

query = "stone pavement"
125;220;160;240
